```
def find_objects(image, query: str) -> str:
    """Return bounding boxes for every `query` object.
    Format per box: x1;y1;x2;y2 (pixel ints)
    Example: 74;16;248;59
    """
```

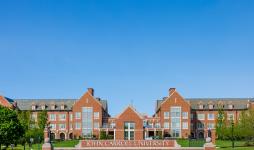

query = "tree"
238;109;254;144
216;105;227;139
38;110;48;130
0;106;24;149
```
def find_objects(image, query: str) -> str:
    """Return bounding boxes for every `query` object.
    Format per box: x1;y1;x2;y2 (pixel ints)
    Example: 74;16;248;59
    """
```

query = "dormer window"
41;105;46;110
61;104;65;110
228;104;233;109
51;104;56;110
209;104;214;109
199;104;204;109
32;105;36;110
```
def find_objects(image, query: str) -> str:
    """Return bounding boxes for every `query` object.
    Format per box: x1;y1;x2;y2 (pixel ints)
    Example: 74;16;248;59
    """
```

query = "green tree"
216;105;227;139
37;110;48;130
238;109;254;144
0;106;25;149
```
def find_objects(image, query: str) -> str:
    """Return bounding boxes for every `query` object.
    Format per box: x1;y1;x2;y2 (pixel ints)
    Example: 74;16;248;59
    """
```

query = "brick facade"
1;88;253;140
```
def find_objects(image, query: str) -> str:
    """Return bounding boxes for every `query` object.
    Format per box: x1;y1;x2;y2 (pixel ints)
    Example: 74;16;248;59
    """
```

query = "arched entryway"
60;133;65;140
50;133;55;140
198;132;204;139
69;133;73;139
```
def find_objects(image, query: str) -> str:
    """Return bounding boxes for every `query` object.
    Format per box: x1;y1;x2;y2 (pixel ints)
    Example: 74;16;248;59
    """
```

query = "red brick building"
0;88;253;140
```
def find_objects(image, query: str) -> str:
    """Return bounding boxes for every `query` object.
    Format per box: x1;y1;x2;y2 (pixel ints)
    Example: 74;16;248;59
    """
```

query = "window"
228;105;233;109
50;124;56;130
59;124;66;130
155;122;160;128
32;105;36;110
209;104;214;109
143;120;147;127
82;107;93;137
75;112;81;119
172;129;180;137
164;112;169;119
207;123;215;129
70;114;73;121
124;122;135;140
197;114;205;120
51;105;55;110
69;123;73;130
199;105;204;109
171;107;181;117
49;114;56;121
110;122;116;128
94;112;99;119
182;112;188;119
164;122;169;129
207;113;214;120
59;114;66;121
227;113;234;120
75;123;81;129
171;107;181;138
197;122;204;129
94;122;99;129
148;122;153;128
41;105;46;110
182;122;188;129
60;105;65;110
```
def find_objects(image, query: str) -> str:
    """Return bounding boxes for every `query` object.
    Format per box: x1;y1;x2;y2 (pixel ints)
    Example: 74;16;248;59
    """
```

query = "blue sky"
0;0;254;116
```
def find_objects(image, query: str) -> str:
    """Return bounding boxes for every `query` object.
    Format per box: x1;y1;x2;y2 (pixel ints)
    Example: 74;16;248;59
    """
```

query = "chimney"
88;88;94;96
169;88;176;95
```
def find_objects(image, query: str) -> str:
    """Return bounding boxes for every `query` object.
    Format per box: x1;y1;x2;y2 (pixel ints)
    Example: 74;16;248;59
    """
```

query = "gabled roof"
115;105;143;119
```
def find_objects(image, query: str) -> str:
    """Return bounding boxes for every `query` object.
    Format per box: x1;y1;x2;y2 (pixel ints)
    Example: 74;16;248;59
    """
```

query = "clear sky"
0;0;254;116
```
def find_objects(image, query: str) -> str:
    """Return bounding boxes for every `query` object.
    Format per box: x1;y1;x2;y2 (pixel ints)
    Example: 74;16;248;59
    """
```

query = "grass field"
1;140;79;150
1;139;254;150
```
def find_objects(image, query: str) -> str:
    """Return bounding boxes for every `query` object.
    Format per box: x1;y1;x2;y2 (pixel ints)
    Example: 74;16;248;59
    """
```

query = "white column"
144;130;147;139
114;129;116;140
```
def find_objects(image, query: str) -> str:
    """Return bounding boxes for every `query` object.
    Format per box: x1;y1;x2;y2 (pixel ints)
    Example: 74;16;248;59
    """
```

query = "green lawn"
2;139;254;150
52;140;79;147
1;140;79;150
216;140;254;150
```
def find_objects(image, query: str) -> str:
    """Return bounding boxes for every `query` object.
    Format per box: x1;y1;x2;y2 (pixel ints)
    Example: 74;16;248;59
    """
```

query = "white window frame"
164;122;169;129
94;112;99;119
59;124;66;130
49;114;56;121
227;113;235;120
207;123;215;129
164;112;169;119
75;122;81;129
50;124;56;130
207;113;214;120
75;112;81;119
182;122;188;129
182;112;188;119
197;114;205;120
59;114;66;121
94;122;99;129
